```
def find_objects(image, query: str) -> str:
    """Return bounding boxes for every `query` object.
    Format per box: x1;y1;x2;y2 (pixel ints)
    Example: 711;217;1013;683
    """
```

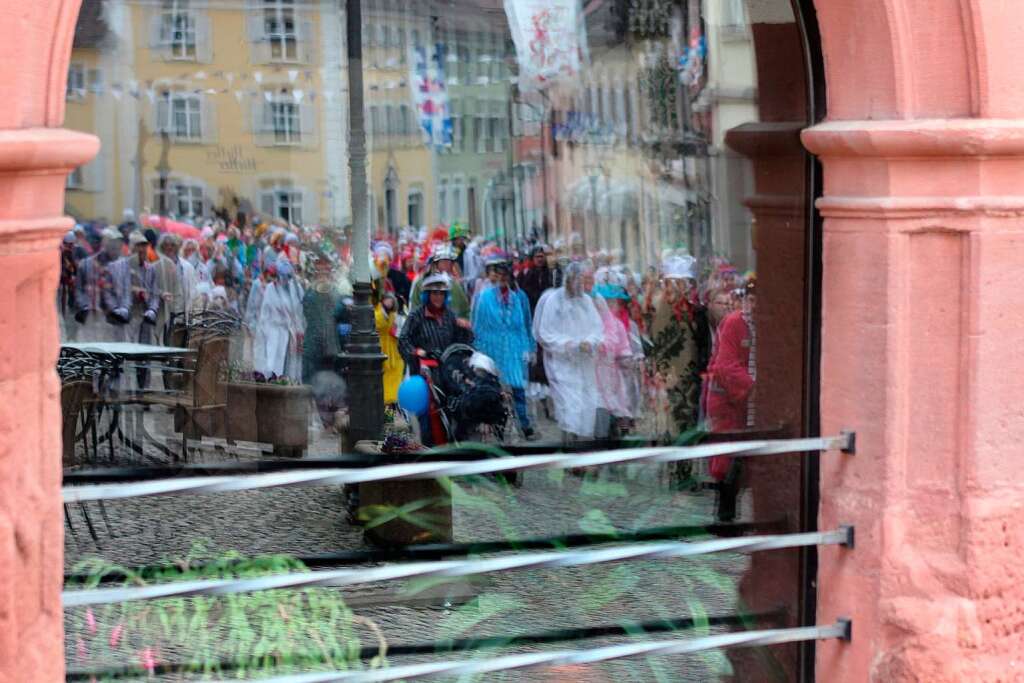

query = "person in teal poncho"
471;253;536;440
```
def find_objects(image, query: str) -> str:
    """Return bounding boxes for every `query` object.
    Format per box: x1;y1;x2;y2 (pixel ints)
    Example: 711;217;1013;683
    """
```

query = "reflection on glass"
59;0;814;680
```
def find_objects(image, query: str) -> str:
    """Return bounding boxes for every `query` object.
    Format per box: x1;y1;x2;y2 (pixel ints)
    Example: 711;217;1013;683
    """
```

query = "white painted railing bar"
238;620;852;682
62;433;854;504
62;528;853;608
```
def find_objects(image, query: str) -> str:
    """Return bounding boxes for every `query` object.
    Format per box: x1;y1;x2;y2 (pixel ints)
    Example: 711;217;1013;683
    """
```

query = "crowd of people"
58;211;757;470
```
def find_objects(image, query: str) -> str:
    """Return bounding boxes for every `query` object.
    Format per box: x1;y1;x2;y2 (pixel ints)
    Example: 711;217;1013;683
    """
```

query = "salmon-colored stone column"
805;0;1024;679
0;1;98;681
722;11;813;679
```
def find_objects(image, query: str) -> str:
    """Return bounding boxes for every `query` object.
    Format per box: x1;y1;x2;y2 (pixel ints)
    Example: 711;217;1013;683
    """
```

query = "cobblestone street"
64;405;758;682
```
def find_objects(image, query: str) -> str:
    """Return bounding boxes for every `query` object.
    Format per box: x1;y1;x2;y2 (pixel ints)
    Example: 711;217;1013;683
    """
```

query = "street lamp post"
342;0;385;450
341;0;452;548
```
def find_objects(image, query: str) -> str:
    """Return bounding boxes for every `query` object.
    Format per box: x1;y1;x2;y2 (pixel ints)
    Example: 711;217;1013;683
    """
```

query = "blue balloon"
397;375;430;416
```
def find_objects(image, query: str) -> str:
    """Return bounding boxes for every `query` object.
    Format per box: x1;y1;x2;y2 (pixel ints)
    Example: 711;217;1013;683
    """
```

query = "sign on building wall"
409;43;453;149
504;0;587;92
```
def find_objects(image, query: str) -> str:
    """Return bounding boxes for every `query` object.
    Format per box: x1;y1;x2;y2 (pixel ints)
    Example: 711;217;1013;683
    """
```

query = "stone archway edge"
0;128;97;174
803;119;1024;158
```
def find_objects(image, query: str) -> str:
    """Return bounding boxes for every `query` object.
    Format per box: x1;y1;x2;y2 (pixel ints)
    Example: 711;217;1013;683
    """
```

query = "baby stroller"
422;344;510;444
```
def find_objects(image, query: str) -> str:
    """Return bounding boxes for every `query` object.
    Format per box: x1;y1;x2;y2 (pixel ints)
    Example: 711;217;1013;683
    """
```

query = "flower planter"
253;382;312;457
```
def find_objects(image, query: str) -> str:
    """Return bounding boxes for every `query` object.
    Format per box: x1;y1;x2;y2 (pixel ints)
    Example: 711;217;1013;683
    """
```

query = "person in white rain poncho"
243;267;267;373
276;259;307;383
532;262;605;439
252;263;298;380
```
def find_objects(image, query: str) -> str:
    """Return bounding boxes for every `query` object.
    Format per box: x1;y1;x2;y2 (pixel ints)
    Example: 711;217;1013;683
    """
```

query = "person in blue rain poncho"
471;252;537;440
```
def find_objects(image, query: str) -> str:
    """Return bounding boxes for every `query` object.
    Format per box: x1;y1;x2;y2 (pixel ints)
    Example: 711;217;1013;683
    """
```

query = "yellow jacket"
374;304;405;404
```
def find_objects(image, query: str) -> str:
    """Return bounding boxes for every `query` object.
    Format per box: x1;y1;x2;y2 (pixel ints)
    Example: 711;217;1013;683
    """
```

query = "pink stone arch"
0;1;98;681
806;0;1024;681
2;0;1024;680
812;0;1024;120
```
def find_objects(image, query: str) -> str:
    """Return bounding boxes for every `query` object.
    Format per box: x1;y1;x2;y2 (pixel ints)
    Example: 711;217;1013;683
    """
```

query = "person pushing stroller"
398;273;473;446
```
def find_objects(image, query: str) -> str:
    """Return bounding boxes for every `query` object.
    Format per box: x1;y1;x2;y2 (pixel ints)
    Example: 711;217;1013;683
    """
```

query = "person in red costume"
702;286;754;521
702;288;754;436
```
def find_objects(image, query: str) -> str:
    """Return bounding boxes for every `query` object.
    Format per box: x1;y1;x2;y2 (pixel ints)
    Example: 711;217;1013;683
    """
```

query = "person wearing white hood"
252;263;294;380
244;266;268;373
180;238;211;284
276;259;306;383
532;261;605;440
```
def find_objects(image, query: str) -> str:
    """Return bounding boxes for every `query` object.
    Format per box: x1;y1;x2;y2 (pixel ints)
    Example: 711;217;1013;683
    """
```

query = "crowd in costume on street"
60;212;756;462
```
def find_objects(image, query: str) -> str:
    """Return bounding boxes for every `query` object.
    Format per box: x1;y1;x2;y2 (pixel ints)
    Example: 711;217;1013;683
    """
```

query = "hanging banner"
409;43;453;149
504;0;586;92
677;25;707;90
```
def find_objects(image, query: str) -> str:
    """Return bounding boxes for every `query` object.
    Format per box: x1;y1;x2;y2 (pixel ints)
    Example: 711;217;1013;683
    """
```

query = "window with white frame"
407;189;423;226
396;27;407;63
152;180;172;215
474;101;485;153
175;183;205;218
438;178;449;224
373;106;385;136
386;105;398;137
722;0;748;29
262;186;304;225
451;179;464;222
489;101;507;152
457;40;471;85
157;91;203;140
450;100;463;152
271;100;300;144
264;0;298;62
160;0;197;59
399;105;411;137
150;178;203;216
66;63;85;100
67;166;84;190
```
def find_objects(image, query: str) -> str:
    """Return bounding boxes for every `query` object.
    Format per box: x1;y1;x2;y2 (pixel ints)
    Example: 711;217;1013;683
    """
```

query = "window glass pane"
60;2;814;680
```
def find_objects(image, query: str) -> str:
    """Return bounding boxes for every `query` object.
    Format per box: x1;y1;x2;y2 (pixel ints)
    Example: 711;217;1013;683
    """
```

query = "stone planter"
354;440;453;546
225;381;260;443
253;382;312;457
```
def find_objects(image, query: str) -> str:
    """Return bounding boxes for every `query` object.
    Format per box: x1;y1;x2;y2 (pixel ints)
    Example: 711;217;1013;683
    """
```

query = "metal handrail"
224;620;852;682
61;528;853;607
61;433;855;503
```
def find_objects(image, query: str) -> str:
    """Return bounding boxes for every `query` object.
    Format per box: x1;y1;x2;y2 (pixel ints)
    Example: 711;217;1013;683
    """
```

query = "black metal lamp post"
341;0;386;451
341;0;454;547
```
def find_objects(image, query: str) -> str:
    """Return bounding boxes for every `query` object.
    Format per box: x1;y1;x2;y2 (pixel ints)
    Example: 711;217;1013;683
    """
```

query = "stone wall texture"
806;0;1024;680
0;2;98;681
